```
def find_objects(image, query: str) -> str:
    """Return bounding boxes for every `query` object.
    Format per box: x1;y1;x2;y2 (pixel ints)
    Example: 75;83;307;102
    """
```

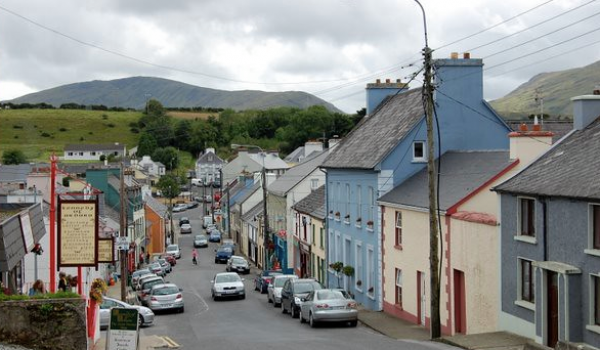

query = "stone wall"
0;298;87;350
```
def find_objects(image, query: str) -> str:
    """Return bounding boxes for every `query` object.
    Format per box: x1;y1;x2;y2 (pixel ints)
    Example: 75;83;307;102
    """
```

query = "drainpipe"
541;196;548;261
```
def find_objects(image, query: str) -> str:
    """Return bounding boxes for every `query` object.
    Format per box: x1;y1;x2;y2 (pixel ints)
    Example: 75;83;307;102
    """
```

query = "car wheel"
138;315;143;328
290;304;297;318
281;301;287;314
349;320;357;327
309;313;317;328
254;282;259;291
267;294;272;303
180;307;185;313
240;294;245;300
214;259;218;263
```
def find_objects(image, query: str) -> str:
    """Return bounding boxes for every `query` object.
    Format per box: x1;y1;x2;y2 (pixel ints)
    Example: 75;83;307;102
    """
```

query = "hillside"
490;60;600;119
6;76;344;113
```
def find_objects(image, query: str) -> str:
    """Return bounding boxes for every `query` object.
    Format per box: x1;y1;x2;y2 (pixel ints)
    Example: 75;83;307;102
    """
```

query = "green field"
0;109;142;162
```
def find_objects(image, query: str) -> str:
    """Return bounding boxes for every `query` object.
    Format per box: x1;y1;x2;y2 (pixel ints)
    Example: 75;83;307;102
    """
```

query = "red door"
547;271;559;348
454;270;466;333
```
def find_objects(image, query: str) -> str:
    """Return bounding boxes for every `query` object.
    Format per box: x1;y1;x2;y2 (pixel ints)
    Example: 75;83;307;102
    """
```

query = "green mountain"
490;60;600;119
7;76;344;113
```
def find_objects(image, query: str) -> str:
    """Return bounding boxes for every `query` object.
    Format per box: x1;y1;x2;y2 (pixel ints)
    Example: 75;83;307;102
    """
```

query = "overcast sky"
1;0;600;113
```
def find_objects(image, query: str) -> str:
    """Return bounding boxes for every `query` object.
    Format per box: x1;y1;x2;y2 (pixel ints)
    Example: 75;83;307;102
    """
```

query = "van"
203;215;213;228
191;178;202;186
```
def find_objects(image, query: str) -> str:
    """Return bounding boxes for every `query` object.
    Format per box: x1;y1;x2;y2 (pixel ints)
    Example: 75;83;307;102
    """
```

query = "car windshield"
150;263;161;269
218;247;232;253
274;278;290;287
133;270;150;277
231;257;245;264
143;279;163;289
196;235;206;240
295;282;321;294
167;245;178;252
152;286;179;295
316;290;346;300
215;274;240;283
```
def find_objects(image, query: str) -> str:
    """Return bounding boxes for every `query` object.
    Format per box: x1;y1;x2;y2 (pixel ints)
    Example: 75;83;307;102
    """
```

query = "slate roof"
507;120;573;143
241;201;263;223
196;150;224;165
248;153;290;171
284;146;305;163
235;183;260;205
321;89;423;169
0;164;33;183
144;194;168;217
292;185;326;220
494;117;600;199
269;150;328;197
379;151;513;211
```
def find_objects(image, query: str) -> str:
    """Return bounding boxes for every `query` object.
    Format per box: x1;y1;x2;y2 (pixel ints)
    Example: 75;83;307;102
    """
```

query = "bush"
12;125;23;129
0;291;80;301
40;132;51;137
107;123;115;128
59;127;68;132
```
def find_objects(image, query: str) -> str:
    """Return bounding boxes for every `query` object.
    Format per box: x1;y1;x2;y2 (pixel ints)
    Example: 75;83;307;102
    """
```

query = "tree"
2;149;27;165
152;147;179;171
137;133;158;157
157;174;181;200
329;262;344;288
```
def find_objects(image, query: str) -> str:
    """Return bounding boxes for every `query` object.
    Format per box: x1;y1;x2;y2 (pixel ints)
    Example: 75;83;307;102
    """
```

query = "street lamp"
231;144;270;271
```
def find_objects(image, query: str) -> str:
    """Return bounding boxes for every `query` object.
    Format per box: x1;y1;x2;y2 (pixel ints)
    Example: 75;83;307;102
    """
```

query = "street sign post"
106;308;139;350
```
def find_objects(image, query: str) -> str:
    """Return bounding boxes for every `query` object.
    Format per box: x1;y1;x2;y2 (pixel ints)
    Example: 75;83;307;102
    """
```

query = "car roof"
291;278;318;284
167;244;179;249
273;274;297;280
230;255;245;259
141;276;163;284
215;272;238;277
150;283;178;290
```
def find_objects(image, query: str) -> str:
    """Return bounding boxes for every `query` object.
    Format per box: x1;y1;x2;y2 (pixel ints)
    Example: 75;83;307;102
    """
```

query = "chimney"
328;136;341;150
365;78;409;115
434;54;484;104
206;147;215;154
572;89;600;130
304;140;323;157
508;120;553;163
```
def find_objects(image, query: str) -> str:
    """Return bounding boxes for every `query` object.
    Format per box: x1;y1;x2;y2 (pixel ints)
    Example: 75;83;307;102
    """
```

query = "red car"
163;254;177;266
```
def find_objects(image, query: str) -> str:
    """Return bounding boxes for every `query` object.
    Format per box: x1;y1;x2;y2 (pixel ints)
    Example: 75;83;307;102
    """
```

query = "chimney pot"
594;85;600;95
451;52;459;59
376;79;381;84
519;123;528;132
463;52;471;59
385;78;391;83
396;79;401;83
532;124;542;131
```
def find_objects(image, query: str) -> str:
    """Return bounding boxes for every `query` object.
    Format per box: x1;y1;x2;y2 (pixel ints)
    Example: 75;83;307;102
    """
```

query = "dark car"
214;246;233;264
254;270;283;294
186;202;199;209
179;217;190;226
162;254;176;266
209;230;221;242
280;278;323;318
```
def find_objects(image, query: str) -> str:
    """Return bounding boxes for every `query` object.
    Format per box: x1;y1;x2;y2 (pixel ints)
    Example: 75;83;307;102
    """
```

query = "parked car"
186;201;199;209
147;283;184;313
180;223;192;234
280;278;323;318
135;273;159;292
299;289;358;327
179;217;190;226
155;258;172;274
268;274;298;306
254;270;283;294
211;272;245;300
162;254;177;266
209;230;222;243
99;297;155;329
221;238;235;249
131;268;152;288
148;262;165;277
214;245;233;263
138;276;165;305
203;215;213;228
226;256;250;274
194;234;208;248
172;204;187;212
166;244;181;259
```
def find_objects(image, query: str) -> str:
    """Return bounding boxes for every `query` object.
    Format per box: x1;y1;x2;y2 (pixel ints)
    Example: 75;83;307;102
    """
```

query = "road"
143;197;456;350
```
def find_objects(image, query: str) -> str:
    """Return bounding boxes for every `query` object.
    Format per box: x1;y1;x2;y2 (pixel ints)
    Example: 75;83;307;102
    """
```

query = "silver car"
211;272;246;300
138;276;165;306
99;296;154;329
194;234;208;248
268;274;298;306
147;283;184;313
299;289;358;327
166;244;181;259
226;256;250;274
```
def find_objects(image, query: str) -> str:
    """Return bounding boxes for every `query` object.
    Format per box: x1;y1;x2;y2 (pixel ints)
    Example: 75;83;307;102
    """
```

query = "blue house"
320;54;511;311
493;93;600;349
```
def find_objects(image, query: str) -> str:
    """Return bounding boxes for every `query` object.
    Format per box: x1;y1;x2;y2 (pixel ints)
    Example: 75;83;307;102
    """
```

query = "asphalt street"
139;190;457;350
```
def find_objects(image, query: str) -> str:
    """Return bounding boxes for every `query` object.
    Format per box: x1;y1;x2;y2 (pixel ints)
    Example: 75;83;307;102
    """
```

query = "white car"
99;297;154;329
172;204;187;213
166;244;181;259
268;275;298;306
211;272;246;300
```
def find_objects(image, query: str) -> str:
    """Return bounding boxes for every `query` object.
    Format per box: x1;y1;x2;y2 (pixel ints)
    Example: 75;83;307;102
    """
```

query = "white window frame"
328;229;335;266
586;204;600;257
355;241;363;293
413;141;426;162
311;178;319;190
356;185;362;220
368;186;374;222
515;257;535;310
367;245;375;298
588;274;600;334
395;211;403;246
395;269;403;307
345;183;350;217
515;196;537;244
336;232;342;264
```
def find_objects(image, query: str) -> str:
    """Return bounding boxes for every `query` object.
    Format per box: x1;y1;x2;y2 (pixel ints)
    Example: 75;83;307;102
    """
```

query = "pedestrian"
29;279;46;296
58;272;68;292
146;252;150;264
139;252;144;266
192;248;198;265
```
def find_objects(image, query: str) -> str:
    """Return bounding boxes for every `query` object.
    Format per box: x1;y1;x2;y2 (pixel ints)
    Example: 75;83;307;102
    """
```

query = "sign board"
98;238;115;263
117;237;129;251
58;198;98;267
20;212;34;253
106;308;139;350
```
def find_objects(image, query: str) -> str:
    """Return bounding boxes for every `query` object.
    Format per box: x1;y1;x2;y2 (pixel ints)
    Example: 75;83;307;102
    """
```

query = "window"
368;186;375;222
311;178;319;190
519;198;535;237
592;205;600;250
355;242;363;291
519;259;534;303
79;152;84;156
67;152;73;156
395;211;403;246
367;246;375;296
336;182;341;212
413;141;426;161
312;224;315;246
320;227;324;248
395;269;403;307
345;183;350;216
91;151;96;156
328;230;334;263
594;275;600;326
336;233;342;264
356;185;362;219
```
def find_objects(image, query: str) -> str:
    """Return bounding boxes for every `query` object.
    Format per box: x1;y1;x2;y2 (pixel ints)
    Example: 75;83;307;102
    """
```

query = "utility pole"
261;157;269;271
414;0;441;339
119;162;128;301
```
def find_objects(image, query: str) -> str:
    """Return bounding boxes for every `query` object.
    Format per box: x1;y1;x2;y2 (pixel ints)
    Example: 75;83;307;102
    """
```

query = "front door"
454;269;466;333
417;271;426;325
547;271;559;348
